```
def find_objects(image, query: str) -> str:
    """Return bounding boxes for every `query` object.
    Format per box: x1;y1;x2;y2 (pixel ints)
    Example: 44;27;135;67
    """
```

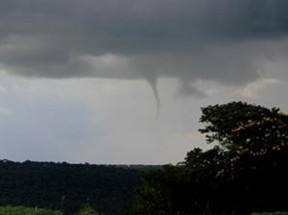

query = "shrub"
76;204;98;215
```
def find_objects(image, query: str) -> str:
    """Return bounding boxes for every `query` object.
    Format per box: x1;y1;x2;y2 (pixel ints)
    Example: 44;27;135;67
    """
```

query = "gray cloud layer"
1;0;287;96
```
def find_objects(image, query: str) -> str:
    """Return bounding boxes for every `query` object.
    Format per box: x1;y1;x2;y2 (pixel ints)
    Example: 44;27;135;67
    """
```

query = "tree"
199;101;288;153
198;102;288;182
133;102;288;215
199;102;288;214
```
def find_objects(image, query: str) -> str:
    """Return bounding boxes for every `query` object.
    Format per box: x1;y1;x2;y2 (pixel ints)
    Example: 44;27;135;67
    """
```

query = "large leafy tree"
199;102;288;153
199;102;288;173
133;102;288;215
199;102;288;214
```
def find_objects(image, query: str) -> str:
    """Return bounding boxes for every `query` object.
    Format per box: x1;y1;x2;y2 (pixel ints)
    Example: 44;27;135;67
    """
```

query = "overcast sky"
1;0;287;164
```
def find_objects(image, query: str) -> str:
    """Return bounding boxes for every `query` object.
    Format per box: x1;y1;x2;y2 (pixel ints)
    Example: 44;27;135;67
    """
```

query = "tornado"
146;77;160;118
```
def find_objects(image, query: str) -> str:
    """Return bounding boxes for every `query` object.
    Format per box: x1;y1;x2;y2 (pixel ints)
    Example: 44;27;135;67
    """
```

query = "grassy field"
0;205;99;215
1;206;287;215
0;206;63;215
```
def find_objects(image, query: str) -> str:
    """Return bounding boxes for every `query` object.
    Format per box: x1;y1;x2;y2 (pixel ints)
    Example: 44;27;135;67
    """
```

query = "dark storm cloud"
1;0;287;92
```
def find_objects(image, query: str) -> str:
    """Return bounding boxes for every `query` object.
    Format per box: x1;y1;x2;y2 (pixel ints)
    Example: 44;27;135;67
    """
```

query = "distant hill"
0;160;160;215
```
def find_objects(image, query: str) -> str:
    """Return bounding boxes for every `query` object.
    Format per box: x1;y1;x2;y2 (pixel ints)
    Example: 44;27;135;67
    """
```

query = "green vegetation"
0;206;63;215
132;102;288;215
0;205;100;215
77;204;98;215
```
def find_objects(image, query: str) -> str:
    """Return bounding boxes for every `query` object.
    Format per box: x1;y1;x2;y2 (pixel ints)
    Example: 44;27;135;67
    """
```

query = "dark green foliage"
199;102;288;152
0;161;148;215
133;102;288;215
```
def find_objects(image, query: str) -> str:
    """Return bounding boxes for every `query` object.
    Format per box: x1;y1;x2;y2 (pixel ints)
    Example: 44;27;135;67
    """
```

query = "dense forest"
0;160;159;215
1;102;287;215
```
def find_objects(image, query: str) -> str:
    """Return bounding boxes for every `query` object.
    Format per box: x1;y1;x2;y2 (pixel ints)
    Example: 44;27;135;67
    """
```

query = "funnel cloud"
1;0;287;109
147;77;160;116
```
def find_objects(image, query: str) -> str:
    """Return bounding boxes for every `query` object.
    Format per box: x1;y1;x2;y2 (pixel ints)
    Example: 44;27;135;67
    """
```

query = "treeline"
0;160;158;215
131;102;288;215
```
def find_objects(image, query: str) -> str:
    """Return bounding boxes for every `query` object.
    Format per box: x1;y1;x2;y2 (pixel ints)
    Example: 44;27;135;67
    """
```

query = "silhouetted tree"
133;102;288;215
199;102;288;214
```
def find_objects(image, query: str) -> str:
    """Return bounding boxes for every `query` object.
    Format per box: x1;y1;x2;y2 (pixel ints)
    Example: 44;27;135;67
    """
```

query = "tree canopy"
133;101;288;215
199;102;288;152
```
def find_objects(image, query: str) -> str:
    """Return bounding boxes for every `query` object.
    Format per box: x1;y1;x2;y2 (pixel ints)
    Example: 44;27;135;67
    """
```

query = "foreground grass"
1;206;287;215
0;206;63;215
0;205;98;215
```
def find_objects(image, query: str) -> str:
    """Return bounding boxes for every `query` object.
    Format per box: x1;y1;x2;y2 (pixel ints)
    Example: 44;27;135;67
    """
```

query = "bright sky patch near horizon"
0;0;287;164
